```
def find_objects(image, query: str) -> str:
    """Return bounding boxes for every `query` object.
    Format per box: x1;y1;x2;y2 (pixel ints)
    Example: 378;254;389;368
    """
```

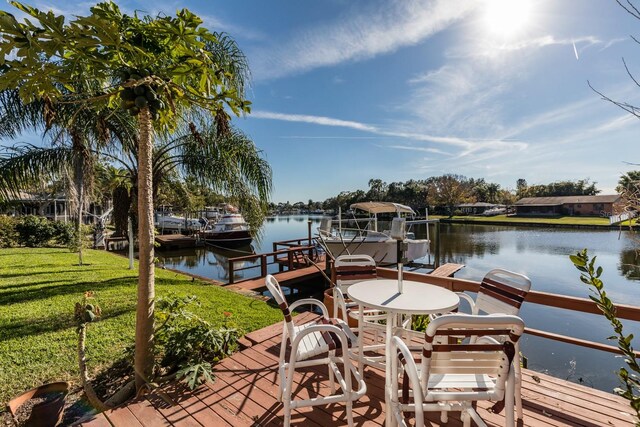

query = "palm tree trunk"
134;106;155;389
74;156;84;266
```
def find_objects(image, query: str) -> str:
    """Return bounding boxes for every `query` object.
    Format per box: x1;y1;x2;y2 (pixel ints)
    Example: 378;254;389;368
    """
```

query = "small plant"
570;249;640;423
154;293;240;389
74;291;110;412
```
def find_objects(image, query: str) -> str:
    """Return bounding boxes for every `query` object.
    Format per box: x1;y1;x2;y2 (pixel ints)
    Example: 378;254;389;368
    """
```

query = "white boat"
155;209;202;233
316;201;430;265
199;212;252;248
482;207;507;216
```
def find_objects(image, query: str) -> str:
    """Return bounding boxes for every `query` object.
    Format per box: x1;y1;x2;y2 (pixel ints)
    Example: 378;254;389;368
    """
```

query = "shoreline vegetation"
433;215;633;228
0;248;282;407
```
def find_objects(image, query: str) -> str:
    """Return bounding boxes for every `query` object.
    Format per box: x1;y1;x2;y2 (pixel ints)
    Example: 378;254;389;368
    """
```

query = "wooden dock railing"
377;267;640;357
227;244;319;284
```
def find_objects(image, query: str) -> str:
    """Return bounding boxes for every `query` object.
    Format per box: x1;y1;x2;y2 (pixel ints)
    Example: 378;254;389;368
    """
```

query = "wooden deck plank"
158;383;233;427
78;412;113;427
429;262;465;277
80;316;636;427
101;406;144;427
227;263;325;291
146;392;204;427
126;398;172;427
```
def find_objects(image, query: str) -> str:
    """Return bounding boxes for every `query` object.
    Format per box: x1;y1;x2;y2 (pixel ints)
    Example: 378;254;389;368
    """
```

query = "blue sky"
4;0;640;203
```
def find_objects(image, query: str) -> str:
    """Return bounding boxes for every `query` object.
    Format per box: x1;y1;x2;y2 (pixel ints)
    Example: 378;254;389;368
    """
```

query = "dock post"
434;221;441;268
228;259;234;284
307;220;313;259
261;254;267;278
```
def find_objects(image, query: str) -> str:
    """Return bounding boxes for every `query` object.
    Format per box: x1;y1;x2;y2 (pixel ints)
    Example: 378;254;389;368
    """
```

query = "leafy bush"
15;215;56;247
154;293;240;389
0;215;18;247
51;220;77;247
10;216;82;248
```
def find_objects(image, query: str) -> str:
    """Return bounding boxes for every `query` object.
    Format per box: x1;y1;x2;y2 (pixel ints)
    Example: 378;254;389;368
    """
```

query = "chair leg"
515;344;523;420
506;366;516;427
358;308;365;378
461;410;471;427
283;378;292;427
328;351;336;394
346;400;354;427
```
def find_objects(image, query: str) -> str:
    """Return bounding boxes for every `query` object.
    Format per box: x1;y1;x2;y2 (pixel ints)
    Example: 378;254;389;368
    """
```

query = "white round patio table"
347;279;459;426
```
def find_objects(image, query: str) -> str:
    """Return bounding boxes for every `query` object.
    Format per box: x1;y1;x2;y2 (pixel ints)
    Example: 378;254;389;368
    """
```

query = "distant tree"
617;171;640;194
515;178;529;200
470;179;502;203
427;174;474;217
520;179;599;198
366;178;388;201
499;189;517;206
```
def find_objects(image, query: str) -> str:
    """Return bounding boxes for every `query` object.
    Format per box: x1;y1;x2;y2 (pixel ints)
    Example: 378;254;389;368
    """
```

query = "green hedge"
0;215;77;248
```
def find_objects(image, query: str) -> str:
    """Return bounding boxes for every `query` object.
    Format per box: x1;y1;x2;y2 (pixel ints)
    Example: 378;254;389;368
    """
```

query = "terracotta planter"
7;382;68;427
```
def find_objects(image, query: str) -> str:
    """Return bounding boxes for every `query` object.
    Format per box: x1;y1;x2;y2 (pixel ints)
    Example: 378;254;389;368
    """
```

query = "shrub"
0;215;18;248
15;215;55;247
51;220;77;247
154;293;240;389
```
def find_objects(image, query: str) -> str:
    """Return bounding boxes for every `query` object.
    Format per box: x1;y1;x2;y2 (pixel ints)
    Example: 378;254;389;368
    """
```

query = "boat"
315;201;430;265
482;207;507;216
199;211;252;248
154;207;203;233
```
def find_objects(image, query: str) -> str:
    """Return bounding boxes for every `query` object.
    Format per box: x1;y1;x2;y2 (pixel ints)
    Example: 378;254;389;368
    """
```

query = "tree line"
273;175;611;216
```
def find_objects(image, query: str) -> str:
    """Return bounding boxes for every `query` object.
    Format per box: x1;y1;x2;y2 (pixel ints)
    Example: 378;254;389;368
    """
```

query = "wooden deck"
155;234;202;250
428;263;465;278
80;312;636;427
224;262;326;293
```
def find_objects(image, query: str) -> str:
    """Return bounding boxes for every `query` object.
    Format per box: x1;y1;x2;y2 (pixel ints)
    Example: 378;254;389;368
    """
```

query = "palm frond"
0;144;76;202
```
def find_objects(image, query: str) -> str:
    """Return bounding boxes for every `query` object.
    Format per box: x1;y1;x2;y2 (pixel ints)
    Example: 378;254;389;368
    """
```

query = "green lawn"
0;248;282;405
434;215;614;226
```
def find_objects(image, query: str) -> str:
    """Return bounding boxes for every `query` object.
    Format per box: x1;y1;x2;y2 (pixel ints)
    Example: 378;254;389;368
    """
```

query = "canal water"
158;215;640;393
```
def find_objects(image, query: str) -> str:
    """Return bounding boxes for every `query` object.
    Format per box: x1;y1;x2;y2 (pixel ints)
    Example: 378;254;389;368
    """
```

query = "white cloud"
251;111;377;133
251;110;528;158
250;0;477;80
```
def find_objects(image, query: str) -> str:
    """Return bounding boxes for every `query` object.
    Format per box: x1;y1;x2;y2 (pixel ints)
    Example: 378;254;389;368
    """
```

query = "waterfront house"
514;194;621;216
1;191;106;223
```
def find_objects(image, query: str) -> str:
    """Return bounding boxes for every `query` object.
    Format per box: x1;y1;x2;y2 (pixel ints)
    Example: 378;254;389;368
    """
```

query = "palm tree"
0;3;263;389
0;89;137;264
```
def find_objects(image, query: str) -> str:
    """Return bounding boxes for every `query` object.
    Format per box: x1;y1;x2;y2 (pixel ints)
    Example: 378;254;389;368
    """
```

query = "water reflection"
160;244;256;282
158;216;640;393
619;249;640;280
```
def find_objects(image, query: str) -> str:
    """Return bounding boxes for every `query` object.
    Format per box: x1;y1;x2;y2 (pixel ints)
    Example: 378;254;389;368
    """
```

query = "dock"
155;234;201;250
429;262;465;277
224;261;326;294
80;311;636;427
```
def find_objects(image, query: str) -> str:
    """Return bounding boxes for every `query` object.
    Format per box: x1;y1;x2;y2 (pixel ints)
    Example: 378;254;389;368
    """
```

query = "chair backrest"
421;314;525;401
334;254;377;292
265;274;296;339
475;268;531;316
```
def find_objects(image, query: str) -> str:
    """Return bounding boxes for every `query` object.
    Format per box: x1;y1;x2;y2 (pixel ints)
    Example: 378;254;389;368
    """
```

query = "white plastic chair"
458;268;531;420
265;274;366;427
390;314;525;427
332;255;394;374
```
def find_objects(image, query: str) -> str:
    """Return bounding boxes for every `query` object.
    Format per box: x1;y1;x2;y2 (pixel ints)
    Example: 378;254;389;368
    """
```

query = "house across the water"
514;194;621;216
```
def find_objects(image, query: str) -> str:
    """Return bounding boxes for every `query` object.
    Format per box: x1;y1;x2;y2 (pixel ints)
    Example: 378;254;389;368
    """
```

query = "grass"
0;248;282;405
432;215;614;226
